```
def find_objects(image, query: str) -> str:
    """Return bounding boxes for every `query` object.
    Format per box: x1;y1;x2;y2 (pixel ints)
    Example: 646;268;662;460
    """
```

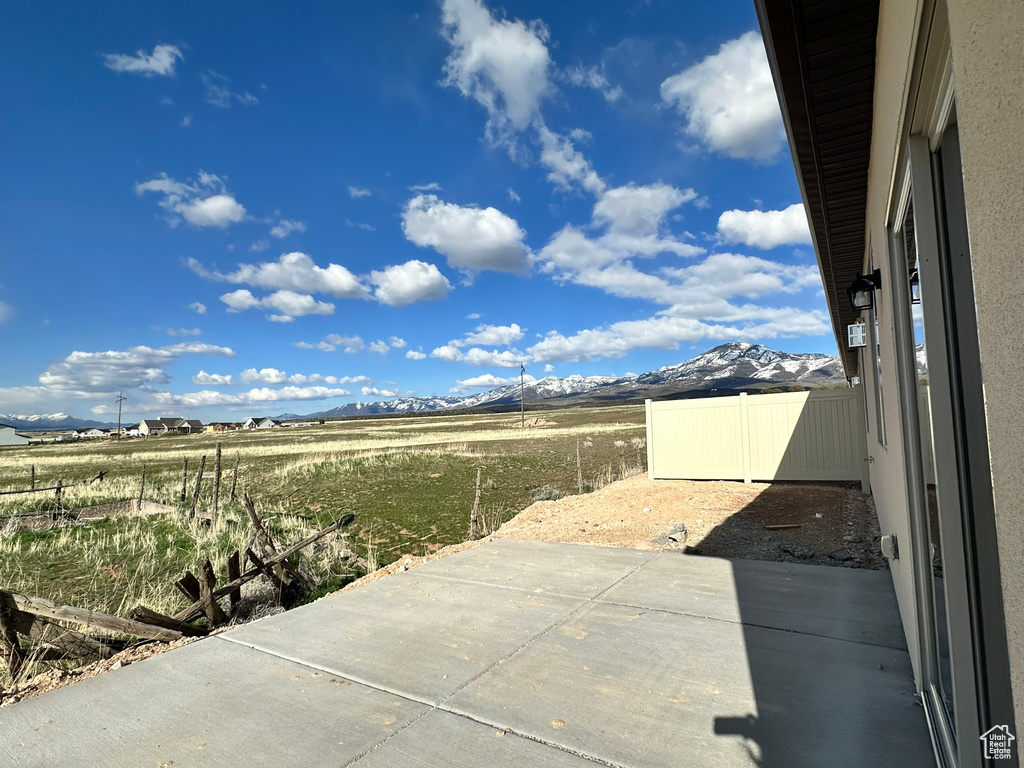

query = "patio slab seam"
434;550;661;707
591;597;910;651
402;571;617;602
216;617;631;768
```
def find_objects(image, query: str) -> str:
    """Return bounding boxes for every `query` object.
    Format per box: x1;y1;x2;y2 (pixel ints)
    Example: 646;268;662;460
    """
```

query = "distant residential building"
242;417;281;430
139;417;204;436
74;428;107;439
0;424;29;446
205;422;240;433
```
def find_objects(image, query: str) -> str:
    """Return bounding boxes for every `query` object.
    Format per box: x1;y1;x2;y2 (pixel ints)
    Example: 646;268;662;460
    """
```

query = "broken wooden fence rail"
173;512;356;624
128;606;208;638
5;592;183;643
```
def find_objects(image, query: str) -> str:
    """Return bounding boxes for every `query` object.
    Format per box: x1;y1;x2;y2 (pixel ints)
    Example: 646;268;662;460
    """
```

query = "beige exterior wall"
646;390;865;483
947;0;1024;729
862;0;1024;723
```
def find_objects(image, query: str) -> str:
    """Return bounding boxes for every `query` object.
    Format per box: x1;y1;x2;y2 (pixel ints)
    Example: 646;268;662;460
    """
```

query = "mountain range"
0;413;118;432
3;343;846;431
285;342;846;420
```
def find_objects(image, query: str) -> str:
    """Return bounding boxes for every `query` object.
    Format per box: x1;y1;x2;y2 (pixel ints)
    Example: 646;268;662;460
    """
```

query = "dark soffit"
754;0;880;378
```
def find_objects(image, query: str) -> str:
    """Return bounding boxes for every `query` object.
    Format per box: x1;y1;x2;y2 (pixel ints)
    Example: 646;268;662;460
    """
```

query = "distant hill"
4;343;846;430
0;413;118;432
290;342;846;420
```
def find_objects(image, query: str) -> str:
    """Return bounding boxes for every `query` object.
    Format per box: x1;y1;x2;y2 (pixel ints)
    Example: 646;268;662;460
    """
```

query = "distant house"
124;425;141;438
0;424;29;446
205;422;239;433
74;428;107;439
242;417;281;430
139;417;204;436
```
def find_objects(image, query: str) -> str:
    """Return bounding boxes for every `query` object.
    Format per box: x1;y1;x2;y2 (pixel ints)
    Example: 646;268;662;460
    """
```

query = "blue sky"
0;0;833;421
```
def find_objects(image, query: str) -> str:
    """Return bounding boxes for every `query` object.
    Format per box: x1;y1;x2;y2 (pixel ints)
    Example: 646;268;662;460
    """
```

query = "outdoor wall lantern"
909;268;921;304
847;268;882;311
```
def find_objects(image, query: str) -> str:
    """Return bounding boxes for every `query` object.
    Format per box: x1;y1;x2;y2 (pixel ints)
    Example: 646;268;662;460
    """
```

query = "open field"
0;406;647;638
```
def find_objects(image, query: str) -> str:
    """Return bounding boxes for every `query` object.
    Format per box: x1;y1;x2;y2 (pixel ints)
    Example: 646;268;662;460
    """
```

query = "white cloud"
0;301;13;323
716;204;811;248
454;373;535;389
544;363;554;373
539;183;704;276
408;182;442;192
36;342;235;394
561;64;623;103
593;183;698;237
250;240;270;252
167;327;201;337
402;194;532;274
180;114;192;127
507;188;520;203
527;315;775;364
219;289;334;321
187;302;207;315
362;386;399;397
440;0;552;149
193;371;233;386
348;186;372;198
369;260;453;306
235;368;369;386
368;340;390;354
455;323;524;347
536;125;605;195
299;334;365;354
135;171;247;228
103;44;183;77
660;31;785;162
345;219;375;231
388;337;407;348
189;252;369;299
146;385;351;409
270;219;306;239
466;312;482;319
202;71;259;108
405;349;427;360
430;345;524;367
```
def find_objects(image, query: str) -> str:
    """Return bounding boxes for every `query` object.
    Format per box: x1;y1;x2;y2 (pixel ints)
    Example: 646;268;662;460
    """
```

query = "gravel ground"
495;473;886;570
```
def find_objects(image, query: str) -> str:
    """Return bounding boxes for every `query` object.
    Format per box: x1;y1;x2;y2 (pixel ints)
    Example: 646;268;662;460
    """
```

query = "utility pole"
520;363;526;428
115;393;127;441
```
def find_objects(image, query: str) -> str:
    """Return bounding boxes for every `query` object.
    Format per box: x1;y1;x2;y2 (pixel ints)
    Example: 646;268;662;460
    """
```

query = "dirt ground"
496;473;886;570
2;473;884;707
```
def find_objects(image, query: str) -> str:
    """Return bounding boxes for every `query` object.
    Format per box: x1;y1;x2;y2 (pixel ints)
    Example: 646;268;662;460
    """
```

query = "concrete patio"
0;539;934;767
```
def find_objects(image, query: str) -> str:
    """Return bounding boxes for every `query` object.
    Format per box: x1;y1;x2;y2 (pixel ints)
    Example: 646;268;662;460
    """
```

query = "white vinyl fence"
645;389;868;484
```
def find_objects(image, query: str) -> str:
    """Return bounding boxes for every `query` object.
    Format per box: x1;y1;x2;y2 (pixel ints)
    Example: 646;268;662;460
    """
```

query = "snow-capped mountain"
0;413;117;431
5;344;848;428
635;343;843;387
294;343;846;420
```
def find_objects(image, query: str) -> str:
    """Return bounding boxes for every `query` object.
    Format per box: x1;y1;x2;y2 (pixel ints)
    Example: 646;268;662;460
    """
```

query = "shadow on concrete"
687;486;926;766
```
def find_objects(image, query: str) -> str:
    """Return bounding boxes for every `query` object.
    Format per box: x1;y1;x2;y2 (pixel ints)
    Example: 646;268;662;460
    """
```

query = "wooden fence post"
469;467;481;539
190;455;206;520
576;438;583;494
30;465;35;491
212;443;222;526
180;458;188;503
138;464;146;505
229;453;239;502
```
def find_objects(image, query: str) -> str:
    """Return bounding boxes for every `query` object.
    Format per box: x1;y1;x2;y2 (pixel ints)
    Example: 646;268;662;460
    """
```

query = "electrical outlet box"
848;322;867;348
